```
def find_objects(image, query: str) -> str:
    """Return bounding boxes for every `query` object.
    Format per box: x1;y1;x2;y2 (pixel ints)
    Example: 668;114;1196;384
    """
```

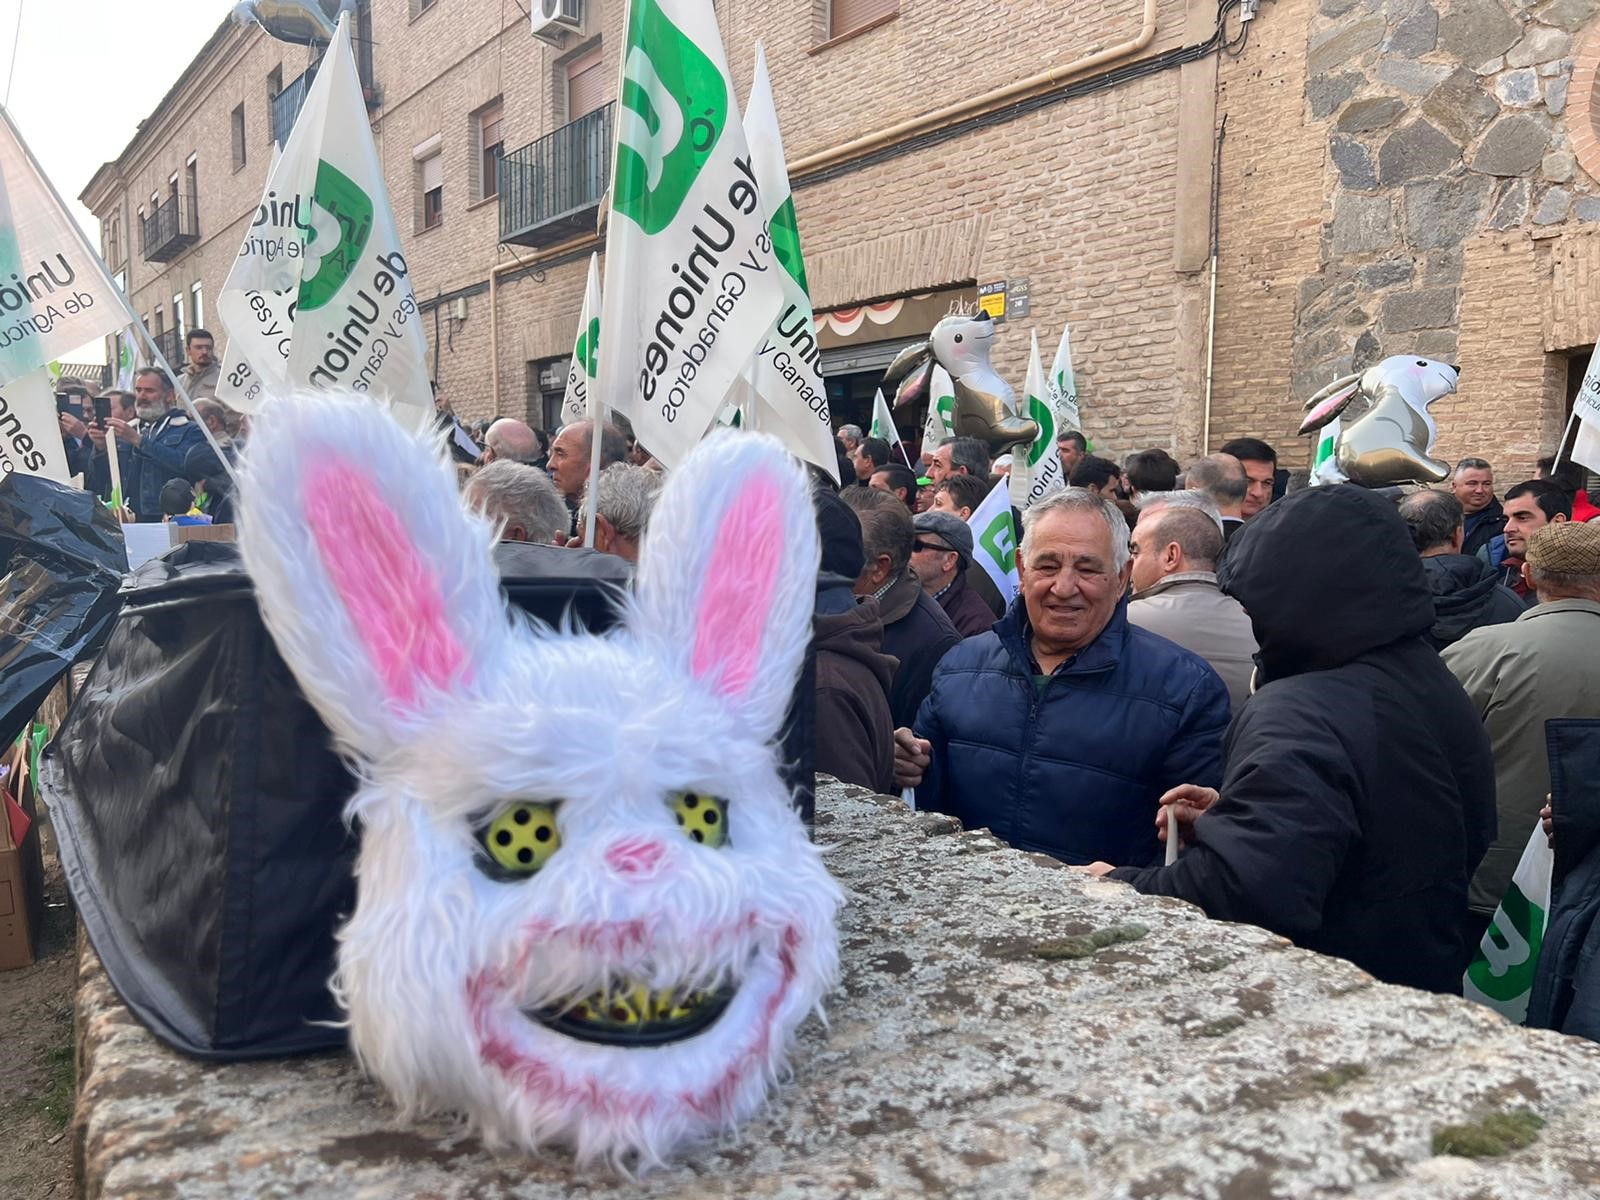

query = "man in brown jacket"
911;510;999;638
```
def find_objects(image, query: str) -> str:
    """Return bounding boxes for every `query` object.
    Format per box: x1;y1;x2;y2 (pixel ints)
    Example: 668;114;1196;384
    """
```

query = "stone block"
1413;329;1460;360
1489;178;1532;228
1332;135;1379;189
1574;195;1600;221
1546;75;1570;116
1494;67;1541;107
1470;114;1551;176
1309;71;1364;120
1337;96;1409;133
1386;6;1440;55
1506;24;1572;68
1381;286;1459;330
1331;193;1399;253
1353;328;1384;369
1535;186;1573;223
1321;0;1365;14
1308;15;1388;75
1378;120;1464;186
1423;247;1466;285
1403;175;1494;248
1438;0;1523;64
1422;69;1501;143
1534;0;1600;30
1358;259;1416;289
1543;150;1576;182
1376;59;1453;95
1473;55;1506;75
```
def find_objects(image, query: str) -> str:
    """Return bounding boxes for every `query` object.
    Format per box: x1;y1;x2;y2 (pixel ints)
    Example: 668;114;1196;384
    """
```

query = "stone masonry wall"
73;779;1600;1198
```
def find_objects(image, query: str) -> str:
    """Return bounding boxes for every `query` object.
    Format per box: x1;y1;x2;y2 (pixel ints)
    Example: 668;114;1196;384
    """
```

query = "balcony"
499;103;612;249
271;70;314;146
141;194;199;263
151;328;183;369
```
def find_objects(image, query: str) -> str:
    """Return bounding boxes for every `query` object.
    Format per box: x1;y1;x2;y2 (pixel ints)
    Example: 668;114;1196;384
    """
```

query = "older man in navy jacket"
894;489;1230;868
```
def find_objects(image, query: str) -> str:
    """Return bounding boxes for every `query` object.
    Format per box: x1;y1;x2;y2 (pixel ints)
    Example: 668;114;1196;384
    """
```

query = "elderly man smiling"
893;489;1230;867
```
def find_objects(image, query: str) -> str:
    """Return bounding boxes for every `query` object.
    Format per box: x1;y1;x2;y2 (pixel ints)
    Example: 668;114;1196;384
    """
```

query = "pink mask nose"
604;838;666;878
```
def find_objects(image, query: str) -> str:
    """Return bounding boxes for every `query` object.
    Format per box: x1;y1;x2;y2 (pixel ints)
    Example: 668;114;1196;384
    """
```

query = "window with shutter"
477;103;503;201
829;0;897;39
566;47;607;122
421;153;443;229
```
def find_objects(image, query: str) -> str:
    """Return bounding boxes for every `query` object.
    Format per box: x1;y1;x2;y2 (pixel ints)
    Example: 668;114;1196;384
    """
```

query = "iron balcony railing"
499;103;613;248
151;328;183;369
272;70;314;146
141;193;199;263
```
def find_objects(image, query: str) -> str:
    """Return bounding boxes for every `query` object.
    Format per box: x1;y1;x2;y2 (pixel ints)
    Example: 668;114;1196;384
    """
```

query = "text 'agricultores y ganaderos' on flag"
0;106;134;482
217;12;431;431
599;0;784;468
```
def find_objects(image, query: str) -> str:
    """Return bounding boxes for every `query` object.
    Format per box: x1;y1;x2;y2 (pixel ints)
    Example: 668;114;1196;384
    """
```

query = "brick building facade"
79;0;1600;478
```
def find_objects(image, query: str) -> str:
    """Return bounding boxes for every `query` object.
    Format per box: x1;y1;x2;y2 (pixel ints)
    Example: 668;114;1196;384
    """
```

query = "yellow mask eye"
670;792;728;848
482;802;561;873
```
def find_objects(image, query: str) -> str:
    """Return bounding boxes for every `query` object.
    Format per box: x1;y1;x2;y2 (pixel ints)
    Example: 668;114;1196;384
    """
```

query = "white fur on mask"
236;392;842;1172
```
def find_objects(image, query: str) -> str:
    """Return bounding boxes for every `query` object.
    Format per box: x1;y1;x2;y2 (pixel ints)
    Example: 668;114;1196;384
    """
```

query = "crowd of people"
46;342;1600;1015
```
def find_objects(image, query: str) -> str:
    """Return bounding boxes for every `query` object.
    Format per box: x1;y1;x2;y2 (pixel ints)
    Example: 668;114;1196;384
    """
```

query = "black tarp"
43;541;814;1060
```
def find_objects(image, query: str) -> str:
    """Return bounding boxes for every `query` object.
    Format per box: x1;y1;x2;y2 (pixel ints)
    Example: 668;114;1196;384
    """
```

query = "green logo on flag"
1466;884;1545;1002
614;0;728;235
770;196;808;293
576;318;600;379
1026;391;1055;466
979;511;1016;573
936;391;955;435
298;161;374;312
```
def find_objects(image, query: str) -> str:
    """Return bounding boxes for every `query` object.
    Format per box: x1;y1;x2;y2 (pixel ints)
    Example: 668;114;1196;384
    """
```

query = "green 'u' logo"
979;511;1016;574
1026;391;1055;466
298;161;373;312
614;0;728;235
770;196;807;292
1466;885;1544;1002
576;318;600;379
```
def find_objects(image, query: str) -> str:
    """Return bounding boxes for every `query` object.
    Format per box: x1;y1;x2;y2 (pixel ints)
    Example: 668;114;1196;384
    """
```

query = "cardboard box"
0;737;44;971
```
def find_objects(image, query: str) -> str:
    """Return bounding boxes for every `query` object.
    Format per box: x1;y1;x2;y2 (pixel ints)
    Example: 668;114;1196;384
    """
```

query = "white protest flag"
1016;330;1063;509
1048;318;1082;435
1309;415;1341;484
922;364;956;455
968;477;1019;606
114;332;138;391
599;0;785;467
1464;822;1553;1024
214;338;267;413
869;387;911;465
742;44;837;481
221;16;431;430
1569;355;1600;475
560;253;603;428
0;107;136;480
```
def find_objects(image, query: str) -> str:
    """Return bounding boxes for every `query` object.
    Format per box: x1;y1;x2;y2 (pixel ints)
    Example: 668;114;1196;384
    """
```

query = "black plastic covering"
0;472;126;750
42;541;814;1061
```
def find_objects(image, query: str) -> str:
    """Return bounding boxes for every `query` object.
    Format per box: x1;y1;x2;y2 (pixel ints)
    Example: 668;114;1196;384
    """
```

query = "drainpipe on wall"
1202;114;1227;454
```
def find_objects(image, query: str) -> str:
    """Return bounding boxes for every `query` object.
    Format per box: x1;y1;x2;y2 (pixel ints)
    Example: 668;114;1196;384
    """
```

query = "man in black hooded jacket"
1399;489;1524;649
1097;486;1497;994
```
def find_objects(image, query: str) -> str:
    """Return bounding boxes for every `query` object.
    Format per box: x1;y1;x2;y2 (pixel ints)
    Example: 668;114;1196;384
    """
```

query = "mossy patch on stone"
1432;1109;1544;1158
1307;1064;1367;1093
1033;924;1149;960
1196;1014;1248;1038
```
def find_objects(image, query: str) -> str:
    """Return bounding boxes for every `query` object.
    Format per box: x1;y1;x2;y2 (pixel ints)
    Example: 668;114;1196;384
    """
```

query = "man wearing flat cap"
1445;521;1600;943
910;510;997;638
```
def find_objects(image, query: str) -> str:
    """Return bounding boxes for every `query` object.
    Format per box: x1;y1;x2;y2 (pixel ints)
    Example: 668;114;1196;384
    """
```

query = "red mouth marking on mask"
466;926;801;1125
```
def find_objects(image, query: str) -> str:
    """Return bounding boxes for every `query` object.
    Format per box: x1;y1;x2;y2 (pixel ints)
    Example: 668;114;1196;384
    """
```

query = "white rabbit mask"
237;393;842;1171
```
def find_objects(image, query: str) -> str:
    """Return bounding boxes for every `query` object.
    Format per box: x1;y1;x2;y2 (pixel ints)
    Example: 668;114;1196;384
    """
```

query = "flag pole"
1554;407;1581;473
0;104;238;487
582;407;605;549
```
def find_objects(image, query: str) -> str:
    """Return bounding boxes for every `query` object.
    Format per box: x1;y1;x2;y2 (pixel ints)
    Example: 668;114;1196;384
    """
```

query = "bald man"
483;417;540;465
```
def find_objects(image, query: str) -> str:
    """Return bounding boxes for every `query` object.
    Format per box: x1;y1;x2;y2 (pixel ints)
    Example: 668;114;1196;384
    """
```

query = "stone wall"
75;779;1600;1199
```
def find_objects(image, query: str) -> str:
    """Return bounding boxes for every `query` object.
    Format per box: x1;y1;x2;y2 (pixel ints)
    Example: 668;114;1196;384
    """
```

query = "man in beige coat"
1127;490;1258;712
1444;522;1600;939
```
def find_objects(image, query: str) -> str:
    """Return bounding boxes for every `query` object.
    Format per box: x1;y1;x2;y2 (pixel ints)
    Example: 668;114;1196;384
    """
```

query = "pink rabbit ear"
631;431;819;741
238;392;513;762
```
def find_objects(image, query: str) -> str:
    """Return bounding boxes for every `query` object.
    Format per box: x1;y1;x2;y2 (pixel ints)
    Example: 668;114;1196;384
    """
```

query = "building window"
268;65;282;97
191;282;204;329
828;0;898;40
173;294;186;344
474;101;503;201
411;0;437;17
565;45;607;122
154;306;164;336
418;147;443;230
185;156;199;227
232;104;247;171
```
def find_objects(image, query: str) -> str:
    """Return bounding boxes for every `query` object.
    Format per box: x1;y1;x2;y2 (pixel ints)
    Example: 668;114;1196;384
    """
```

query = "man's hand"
58;412;88;441
1542;795;1554;849
1155;783;1219;848
107;417;142;447
893;727;931;790
87;424;108;450
1073;861;1117;877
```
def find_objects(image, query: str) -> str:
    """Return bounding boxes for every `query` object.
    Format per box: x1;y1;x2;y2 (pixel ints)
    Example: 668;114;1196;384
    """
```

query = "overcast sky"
5;0;231;359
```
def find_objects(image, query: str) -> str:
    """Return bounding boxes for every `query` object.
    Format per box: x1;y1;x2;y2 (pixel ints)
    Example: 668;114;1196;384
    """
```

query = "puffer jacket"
1528;719;1600;1041
1419;553;1525;649
913;597;1229;867
1113;485;1496;994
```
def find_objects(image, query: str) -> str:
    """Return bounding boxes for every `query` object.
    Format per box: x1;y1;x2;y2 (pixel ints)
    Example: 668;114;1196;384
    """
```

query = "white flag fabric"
922;364;956;460
599;0;784;467
967;477;1019;605
0;367;73;482
0;109;127;389
560;253;602;428
1016;330;1064;509
214;338;267;413
114;332;138;391
1048;319;1082;434
219;16;431;430
1464;822;1553;1024
1574;417;1600;477
742;44;837;481
1570;359;1600;475
869;388;898;446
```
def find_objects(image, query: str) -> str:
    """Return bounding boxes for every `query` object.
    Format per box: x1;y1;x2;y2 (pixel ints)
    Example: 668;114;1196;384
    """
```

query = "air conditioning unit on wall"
531;0;582;45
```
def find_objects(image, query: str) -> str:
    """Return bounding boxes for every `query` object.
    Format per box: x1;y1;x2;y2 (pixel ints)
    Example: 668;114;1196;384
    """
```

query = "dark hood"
1420;553;1504;641
814;601;896;691
1218;485;1432;680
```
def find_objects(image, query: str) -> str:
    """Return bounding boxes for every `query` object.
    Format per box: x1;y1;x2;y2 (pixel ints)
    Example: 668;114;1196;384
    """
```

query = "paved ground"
71;779;1600;1199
